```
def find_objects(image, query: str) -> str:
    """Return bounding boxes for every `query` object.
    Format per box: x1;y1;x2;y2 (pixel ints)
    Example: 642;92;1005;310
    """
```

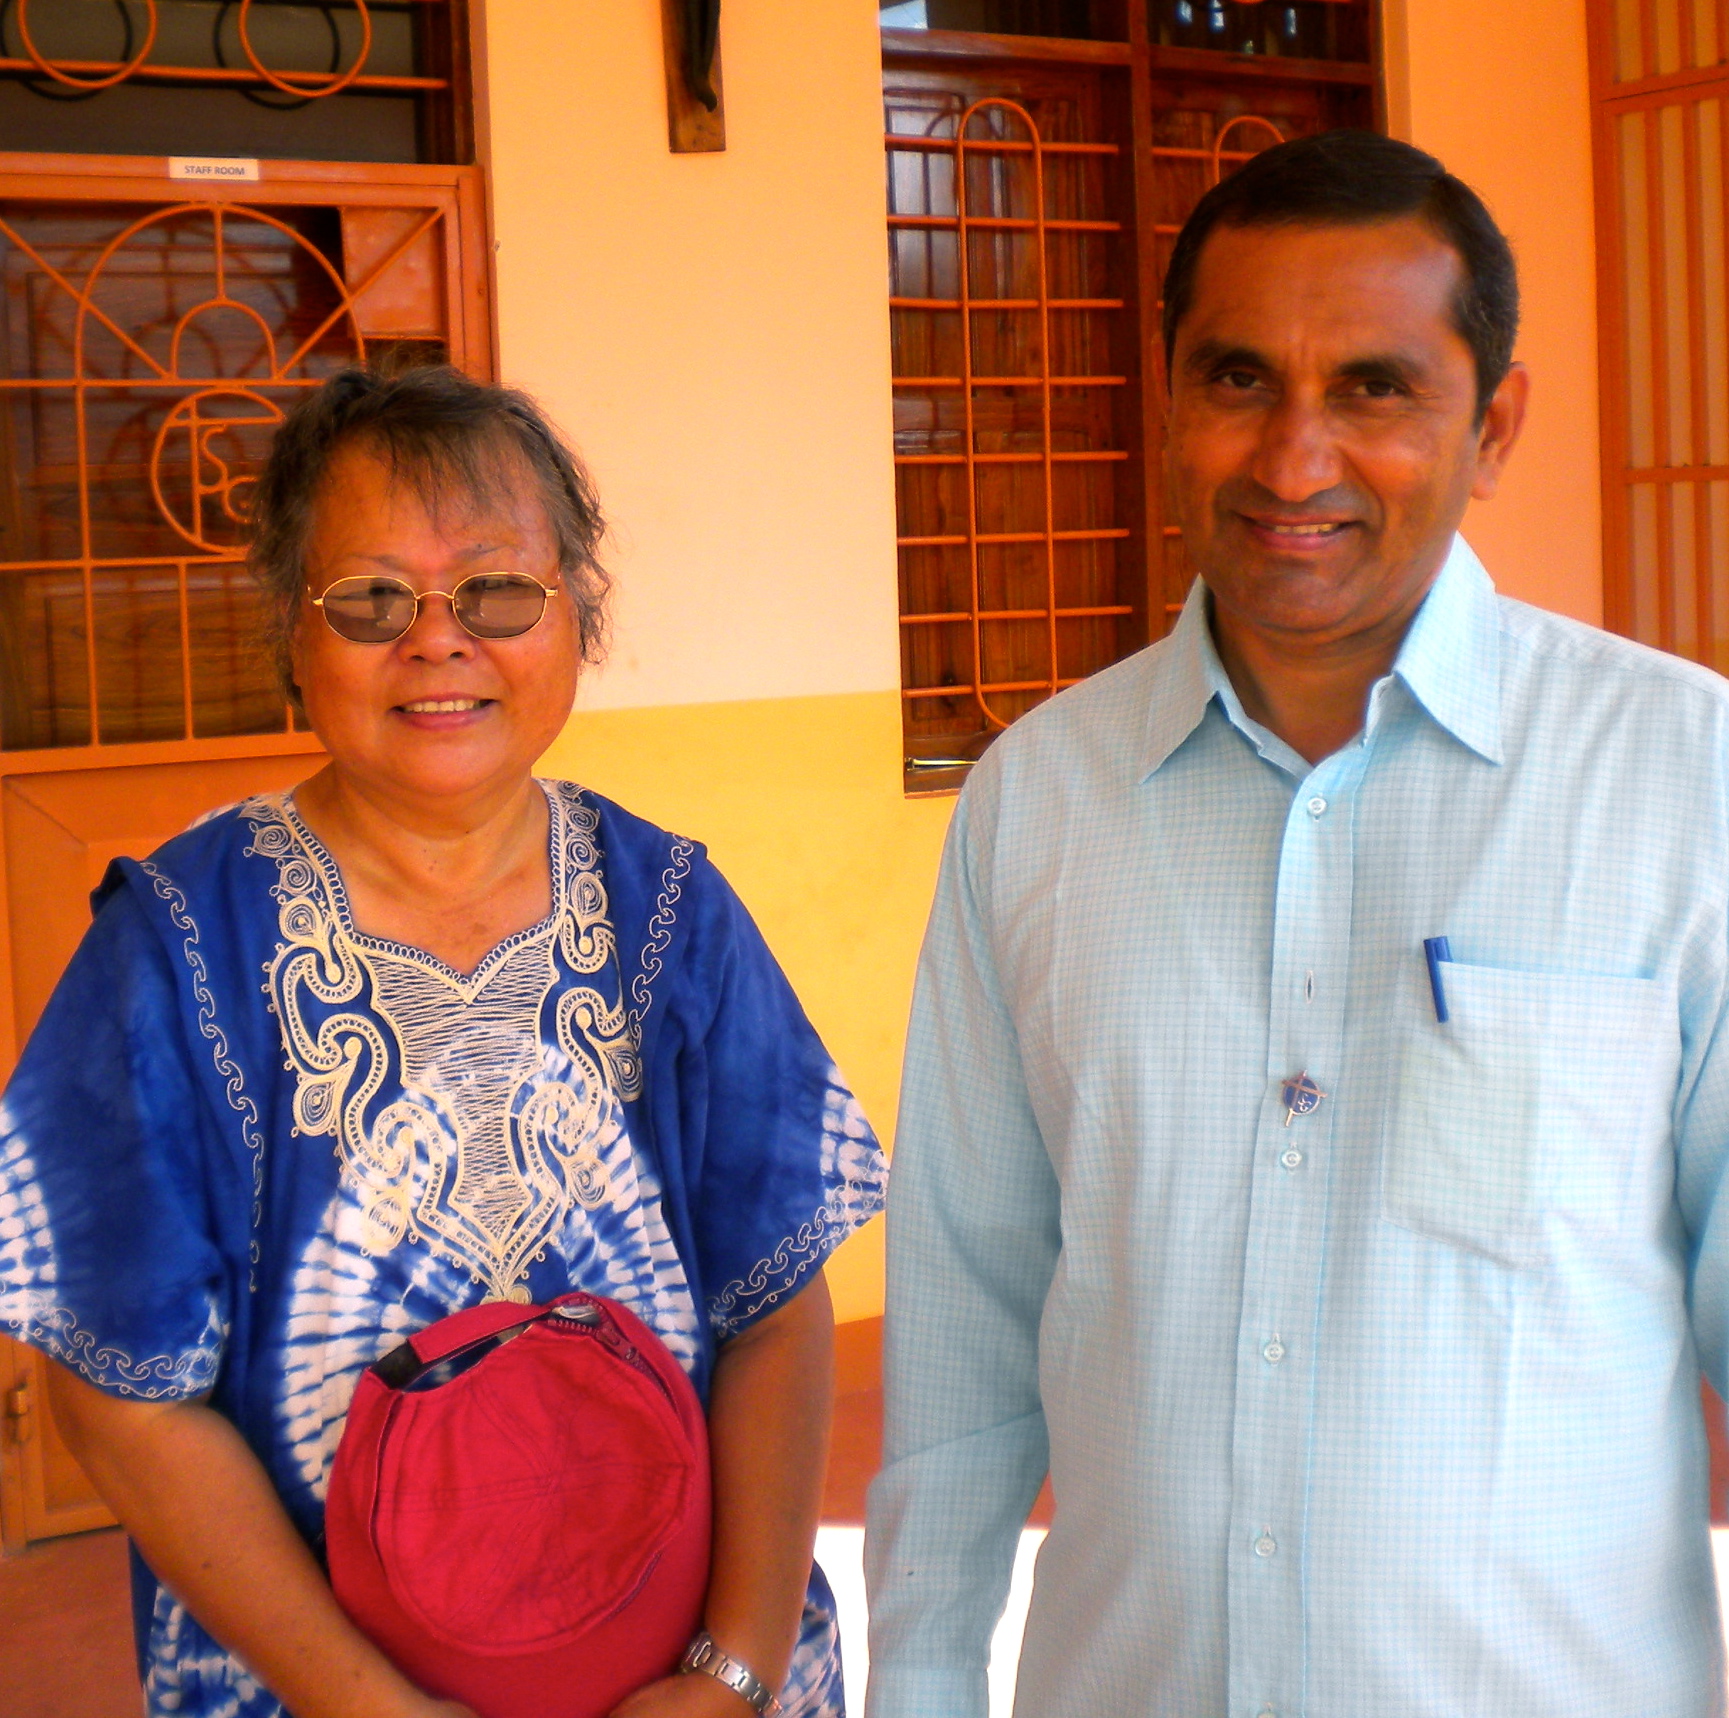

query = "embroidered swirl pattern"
709;1073;887;1335
631;836;694;1031
251;785;644;1301
19;1303;219;1398
140;858;268;1278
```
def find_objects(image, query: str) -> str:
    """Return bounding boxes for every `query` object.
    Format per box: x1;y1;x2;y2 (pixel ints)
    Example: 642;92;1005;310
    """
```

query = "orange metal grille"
890;85;1145;767
889;78;1297;781
1590;0;1729;665
893;98;1131;731
0;0;437;98
0;162;489;758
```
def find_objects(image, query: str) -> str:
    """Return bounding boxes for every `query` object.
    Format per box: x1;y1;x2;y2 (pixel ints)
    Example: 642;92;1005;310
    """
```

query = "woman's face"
291;443;583;812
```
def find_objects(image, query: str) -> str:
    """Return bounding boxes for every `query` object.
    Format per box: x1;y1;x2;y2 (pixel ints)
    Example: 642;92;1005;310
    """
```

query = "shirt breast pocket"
1383;962;1678;1269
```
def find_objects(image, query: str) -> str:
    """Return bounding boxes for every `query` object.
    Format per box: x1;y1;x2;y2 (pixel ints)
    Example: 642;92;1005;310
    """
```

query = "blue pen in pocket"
1423;936;1452;1023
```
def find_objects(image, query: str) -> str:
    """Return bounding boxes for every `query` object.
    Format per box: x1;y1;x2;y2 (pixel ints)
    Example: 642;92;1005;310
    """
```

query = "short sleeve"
675;866;887;1339
0;885;231;1399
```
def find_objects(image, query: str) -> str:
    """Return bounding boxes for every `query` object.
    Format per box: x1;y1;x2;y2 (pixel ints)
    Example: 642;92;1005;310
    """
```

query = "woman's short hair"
248;363;610;694
1161;129;1519;422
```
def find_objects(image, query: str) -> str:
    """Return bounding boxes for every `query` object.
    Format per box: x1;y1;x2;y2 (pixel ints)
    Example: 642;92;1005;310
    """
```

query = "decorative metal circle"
150;387;287;552
1211;114;1287;185
76;201;369;388
15;0;160;92
236;0;372;99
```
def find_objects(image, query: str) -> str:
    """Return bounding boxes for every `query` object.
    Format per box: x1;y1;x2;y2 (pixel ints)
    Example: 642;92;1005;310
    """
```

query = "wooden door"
0;155;490;1551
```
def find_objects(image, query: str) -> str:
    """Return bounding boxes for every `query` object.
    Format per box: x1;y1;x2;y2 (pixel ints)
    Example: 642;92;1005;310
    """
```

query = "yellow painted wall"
1384;0;1603;625
539;692;953;1323
490;0;1606;1324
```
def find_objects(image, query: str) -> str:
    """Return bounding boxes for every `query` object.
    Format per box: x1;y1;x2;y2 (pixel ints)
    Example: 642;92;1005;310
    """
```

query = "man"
864;129;1729;1718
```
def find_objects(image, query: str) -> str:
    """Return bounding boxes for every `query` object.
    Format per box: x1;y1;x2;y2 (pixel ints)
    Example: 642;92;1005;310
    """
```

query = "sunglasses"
312;572;561;644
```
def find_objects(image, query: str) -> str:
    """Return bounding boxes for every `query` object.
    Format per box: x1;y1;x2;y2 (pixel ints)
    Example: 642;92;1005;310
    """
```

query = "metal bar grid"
0;190;452;754
0;0;435;99
893;374;1127;385
903;677;1086;698
902;605;1134;623
889;95;1129;732
898;528;1133;545
891;89;1296;753
889;215;1120;231
891;296;1125;308
894;450;1129;465
0;57;442;93
886;136;1268;164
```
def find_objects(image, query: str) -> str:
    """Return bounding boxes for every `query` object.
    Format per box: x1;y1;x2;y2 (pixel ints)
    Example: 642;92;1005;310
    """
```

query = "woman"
0;367;885;1718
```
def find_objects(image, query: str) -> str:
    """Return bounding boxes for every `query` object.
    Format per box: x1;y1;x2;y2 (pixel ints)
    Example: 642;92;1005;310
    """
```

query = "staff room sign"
169;158;261;182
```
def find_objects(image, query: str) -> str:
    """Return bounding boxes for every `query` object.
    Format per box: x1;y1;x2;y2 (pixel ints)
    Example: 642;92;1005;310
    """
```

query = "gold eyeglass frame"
310;571;563;643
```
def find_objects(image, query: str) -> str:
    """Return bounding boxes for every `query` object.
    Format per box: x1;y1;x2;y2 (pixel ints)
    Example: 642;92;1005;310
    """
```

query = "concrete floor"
0;1525;136;1718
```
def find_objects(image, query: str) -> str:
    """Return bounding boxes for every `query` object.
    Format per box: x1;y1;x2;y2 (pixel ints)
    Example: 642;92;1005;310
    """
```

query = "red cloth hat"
326;1292;711;1718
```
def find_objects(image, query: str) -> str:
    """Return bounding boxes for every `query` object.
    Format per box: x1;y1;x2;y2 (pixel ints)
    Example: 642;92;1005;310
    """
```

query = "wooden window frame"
886;10;1382;795
1586;0;1729;659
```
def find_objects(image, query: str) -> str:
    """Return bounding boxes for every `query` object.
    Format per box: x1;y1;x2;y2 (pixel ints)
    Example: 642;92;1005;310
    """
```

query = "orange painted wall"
1384;0;1604;625
484;0;902;712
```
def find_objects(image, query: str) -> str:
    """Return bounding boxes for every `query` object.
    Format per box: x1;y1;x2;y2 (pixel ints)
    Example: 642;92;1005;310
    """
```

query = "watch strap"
679;1631;783;1715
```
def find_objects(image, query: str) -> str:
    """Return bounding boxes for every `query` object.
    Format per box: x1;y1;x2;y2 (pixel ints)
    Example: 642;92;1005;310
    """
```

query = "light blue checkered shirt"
865;538;1729;1718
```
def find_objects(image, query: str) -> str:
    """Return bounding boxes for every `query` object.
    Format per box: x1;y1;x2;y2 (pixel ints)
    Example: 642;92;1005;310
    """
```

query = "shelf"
882;27;1134;66
880;26;1371;84
1144;42;1374;84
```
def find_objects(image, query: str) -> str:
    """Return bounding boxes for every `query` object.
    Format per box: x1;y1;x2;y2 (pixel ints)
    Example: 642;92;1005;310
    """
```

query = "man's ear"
1470;361;1529;503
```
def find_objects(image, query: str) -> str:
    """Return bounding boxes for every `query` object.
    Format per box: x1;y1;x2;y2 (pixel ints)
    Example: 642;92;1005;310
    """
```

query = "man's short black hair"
1162;130;1519;420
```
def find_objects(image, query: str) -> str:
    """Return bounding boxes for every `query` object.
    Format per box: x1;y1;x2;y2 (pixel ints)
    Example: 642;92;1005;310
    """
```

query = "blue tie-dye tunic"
0;780;886;1718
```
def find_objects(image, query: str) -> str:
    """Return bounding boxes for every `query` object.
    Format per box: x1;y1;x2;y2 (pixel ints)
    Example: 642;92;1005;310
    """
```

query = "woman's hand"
43;1363;461;1718
692;1276;834;1698
609;1673;756;1717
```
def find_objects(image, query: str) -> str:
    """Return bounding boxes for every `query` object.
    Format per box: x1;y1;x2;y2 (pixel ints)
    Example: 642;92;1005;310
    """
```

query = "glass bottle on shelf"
1148;1;1363;61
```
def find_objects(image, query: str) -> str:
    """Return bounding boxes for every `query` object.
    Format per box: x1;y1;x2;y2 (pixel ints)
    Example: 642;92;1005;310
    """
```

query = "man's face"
1164;215;1523;648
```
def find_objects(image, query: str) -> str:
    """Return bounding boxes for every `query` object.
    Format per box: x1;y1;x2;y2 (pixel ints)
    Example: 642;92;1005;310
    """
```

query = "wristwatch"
678;1631;783;1715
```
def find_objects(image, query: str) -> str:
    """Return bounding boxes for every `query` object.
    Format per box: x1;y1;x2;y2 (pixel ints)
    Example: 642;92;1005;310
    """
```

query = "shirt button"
1254;1531;1277;1557
1263;1338;1285;1364
1281;1147;1303;1171
1306;795;1327;817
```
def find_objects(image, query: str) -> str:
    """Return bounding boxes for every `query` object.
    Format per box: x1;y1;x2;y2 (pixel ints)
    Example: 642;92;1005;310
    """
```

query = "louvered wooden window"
1588;0;1729;666
885;3;1378;792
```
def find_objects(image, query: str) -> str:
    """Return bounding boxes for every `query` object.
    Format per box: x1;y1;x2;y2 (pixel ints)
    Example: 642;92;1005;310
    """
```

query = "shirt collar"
1138;533;1503;779
1387;535;1503;765
1139;573;1224;778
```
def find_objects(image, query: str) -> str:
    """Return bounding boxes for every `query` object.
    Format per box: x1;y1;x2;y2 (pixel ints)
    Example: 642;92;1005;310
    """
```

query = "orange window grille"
0;164;490;758
1589;0;1729;666
892;97;1134;729
888;76;1304;789
0;0;470;164
890;87;1147;783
